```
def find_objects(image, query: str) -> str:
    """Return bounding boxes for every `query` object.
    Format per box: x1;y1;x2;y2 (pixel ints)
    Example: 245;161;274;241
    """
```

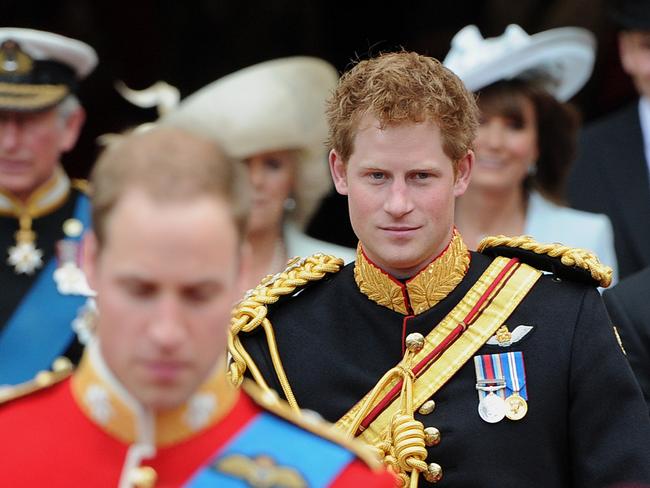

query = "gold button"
62;218;84;238
405;333;425;353
418;399;436;415
129;466;157;488
424;426;441;446
424;462;443;483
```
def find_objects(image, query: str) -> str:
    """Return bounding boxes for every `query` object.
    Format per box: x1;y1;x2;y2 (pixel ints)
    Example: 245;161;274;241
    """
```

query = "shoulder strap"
478;234;612;288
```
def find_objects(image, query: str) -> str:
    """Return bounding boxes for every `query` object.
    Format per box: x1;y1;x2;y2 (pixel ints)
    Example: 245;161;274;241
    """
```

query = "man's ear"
59;106;86;153
82;230;99;290
329;149;349;196
453;150;474;197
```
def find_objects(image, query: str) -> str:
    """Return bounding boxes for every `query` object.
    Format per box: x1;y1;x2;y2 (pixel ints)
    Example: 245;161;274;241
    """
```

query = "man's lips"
0;158;30;174
138;360;190;382
379;225;421;237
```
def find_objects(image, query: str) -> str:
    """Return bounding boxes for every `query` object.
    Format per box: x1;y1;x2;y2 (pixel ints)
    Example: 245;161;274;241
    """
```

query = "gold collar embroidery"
71;341;238;447
354;230;470;315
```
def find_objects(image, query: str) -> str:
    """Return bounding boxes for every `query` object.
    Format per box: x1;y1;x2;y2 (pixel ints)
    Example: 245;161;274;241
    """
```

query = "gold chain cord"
227;254;344;413
477;235;612;288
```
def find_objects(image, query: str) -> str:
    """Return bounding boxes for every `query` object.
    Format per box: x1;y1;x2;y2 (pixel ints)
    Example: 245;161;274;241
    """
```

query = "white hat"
0;27;98;111
160;56;338;229
443;24;595;102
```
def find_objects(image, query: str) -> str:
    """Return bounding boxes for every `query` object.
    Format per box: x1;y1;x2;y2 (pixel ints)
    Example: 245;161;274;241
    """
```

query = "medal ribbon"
499;351;528;400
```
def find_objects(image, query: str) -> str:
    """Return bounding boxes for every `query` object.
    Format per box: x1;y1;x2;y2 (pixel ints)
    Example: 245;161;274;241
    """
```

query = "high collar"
0;166;70;217
353;229;470;315
70;340;238;447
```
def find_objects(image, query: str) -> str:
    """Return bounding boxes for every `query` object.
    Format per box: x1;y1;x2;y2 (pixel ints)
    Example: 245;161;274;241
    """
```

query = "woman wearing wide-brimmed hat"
445;24;618;283
159;57;355;291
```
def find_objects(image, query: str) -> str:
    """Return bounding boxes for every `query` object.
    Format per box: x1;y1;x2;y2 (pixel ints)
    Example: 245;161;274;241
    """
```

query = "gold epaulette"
228;253;344;411
0;357;74;405
477;235;612;288
241;379;382;470
71;178;92;196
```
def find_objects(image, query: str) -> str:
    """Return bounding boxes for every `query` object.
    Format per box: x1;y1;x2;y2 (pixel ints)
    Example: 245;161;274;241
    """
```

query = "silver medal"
478;392;506;423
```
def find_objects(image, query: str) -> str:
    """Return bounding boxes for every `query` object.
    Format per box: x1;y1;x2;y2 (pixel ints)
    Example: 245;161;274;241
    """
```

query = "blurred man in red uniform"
0;127;395;487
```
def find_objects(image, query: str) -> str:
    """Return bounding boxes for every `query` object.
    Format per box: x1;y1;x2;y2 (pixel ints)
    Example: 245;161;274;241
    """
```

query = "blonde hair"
327;51;479;166
90;127;250;245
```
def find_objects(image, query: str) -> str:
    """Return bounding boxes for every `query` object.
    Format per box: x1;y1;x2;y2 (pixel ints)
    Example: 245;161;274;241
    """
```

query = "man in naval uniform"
229;51;650;487
0;127;396;487
0;28;97;385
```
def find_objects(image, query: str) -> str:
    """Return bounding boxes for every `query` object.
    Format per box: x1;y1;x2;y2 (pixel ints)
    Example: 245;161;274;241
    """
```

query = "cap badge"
0;40;33;75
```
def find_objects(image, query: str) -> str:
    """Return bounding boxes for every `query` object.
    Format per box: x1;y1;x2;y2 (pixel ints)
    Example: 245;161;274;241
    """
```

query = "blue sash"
185;412;354;487
0;194;91;385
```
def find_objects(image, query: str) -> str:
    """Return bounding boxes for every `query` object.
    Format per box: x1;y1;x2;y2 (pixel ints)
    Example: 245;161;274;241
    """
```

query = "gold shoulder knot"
228;254;344;410
477;235;612;288
0;357;74;405
241;379;382;471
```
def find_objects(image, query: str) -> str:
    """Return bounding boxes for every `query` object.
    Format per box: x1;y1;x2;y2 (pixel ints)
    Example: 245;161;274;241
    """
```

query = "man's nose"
383;180;413;217
148;296;188;351
0;117;21;152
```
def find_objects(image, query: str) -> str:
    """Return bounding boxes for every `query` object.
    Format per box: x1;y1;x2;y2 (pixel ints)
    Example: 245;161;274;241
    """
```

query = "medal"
505;392;528;420
478;391;506;423
499;351;529;421
7;228;43;274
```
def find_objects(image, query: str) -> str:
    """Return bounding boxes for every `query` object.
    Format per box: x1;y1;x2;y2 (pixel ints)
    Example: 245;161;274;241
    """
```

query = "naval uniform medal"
2;168;70;275
7;225;43;274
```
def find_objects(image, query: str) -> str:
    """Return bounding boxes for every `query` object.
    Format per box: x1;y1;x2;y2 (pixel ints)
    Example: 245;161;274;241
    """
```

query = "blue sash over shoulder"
185;412;354;487
0;194;91;386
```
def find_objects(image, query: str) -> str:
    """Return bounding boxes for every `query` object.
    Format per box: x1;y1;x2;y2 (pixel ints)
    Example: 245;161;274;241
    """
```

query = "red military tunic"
0;343;396;487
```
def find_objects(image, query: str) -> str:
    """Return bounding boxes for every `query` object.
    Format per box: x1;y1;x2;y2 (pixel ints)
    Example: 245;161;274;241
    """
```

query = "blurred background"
5;0;637;243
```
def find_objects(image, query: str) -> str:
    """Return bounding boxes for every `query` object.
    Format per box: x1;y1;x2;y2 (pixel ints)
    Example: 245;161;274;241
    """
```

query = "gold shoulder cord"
346;335;430;487
228;254;344;413
477;235;613;288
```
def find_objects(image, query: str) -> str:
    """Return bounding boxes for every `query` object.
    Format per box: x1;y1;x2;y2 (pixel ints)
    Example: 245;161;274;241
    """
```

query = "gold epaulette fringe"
0;357;74;405
477;235;612;288
228;253;344;412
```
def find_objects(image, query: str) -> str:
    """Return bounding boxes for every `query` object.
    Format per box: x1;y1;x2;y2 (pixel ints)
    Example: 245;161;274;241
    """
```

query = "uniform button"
418;399;436;415
62;218;84;237
405;333;425;353
424;426;441;446
424;463;443;483
129;466;157;488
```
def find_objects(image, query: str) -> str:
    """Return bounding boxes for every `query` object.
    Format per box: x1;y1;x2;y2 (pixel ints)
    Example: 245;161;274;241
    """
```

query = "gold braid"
477;235;613;288
227;254;344;412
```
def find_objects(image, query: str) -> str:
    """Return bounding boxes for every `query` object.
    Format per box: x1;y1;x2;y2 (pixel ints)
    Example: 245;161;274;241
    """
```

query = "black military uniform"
604;266;650;412
232;234;650;487
0;28;97;385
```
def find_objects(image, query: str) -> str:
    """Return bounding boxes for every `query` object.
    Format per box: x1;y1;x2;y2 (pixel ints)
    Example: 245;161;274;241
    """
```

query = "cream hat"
160;56;338;229
443;24;595;102
0;27;97;111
